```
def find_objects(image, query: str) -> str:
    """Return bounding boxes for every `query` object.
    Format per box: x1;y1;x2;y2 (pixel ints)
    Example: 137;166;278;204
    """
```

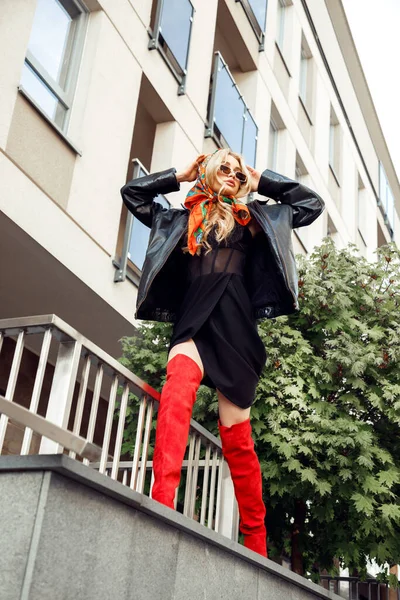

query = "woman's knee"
168;339;204;377
217;389;251;427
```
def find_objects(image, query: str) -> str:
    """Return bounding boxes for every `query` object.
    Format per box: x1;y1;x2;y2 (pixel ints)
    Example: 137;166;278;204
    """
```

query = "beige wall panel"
203;137;220;156
298;101;313;152
253;77;272;172
98;0;204;148
273;47;291;100
307;208;327;249
233;70;259;117
214;26;237;69
129;102;157;175
0;0;37;149
218;0;259;71
312;71;330;179
286;10;302;112
292;232;306;256
328;169;340;211
67;12;142;255
6;95;76;209
363;190;379;257
0;152;138;324
277;131;295;176
129;0;153;26
264;0;278;65
339;142;357;242
280;5;296;78
150;121;199;207
185;0;218;119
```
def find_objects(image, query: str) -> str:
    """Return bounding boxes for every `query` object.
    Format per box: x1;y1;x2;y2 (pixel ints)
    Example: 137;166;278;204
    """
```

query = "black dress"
168;222;267;409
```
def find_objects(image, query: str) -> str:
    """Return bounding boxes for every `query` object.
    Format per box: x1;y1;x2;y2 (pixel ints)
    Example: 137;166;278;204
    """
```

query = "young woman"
121;149;324;558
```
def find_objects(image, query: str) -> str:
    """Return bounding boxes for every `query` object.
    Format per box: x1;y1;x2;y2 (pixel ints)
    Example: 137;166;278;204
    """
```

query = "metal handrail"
0;314;237;539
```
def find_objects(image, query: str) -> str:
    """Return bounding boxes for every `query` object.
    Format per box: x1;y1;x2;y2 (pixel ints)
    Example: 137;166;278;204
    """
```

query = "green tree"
119;238;400;585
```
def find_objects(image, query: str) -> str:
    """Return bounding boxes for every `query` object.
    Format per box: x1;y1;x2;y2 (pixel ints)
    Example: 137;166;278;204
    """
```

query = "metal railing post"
215;460;239;539
39;339;82;454
0;331;25;453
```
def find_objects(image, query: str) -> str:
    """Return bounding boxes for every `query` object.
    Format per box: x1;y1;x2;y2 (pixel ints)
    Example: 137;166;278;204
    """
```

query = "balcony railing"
320;575;396;600
206;52;258;168
114;158;170;284
0;314;239;539
148;0;194;95
235;0;268;50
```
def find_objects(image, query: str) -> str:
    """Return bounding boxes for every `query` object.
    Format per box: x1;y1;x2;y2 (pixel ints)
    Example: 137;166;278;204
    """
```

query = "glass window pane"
214;59;244;151
242;111;257;167
127;170;170;271
128;219;150;271
20;63;67;128
299;57;307;102
28;0;76;87
248;0;268;30
160;0;193;71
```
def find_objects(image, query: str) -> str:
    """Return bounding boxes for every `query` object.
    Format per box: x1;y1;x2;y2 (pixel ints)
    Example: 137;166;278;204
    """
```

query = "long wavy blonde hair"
183;149;252;255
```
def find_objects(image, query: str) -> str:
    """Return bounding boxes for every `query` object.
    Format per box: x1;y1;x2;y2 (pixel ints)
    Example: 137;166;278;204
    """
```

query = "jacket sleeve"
120;168;180;228
256;169;325;228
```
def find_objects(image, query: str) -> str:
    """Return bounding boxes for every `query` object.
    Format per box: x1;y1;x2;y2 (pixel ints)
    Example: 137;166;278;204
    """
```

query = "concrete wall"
0;455;344;600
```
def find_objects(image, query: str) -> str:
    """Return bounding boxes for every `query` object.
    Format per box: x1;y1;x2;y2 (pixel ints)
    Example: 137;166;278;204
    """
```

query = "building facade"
0;0;399;362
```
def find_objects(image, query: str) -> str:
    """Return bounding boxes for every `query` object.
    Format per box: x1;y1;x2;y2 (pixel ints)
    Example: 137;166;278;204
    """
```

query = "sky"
341;0;400;182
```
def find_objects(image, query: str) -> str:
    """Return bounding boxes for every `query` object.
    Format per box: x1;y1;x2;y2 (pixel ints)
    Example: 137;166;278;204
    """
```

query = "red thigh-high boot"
218;418;267;557
151;354;203;509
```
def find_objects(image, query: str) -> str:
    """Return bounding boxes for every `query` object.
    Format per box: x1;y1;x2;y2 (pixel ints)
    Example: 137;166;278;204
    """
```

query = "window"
148;0;194;95
276;0;286;49
276;0;292;51
268;103;285;171
357;175;367;248
379;162;395;235
299;33;314;119
329;106;341;184
206;52;258;167
236;0;268;49
274;0;293;75
115;160;170;282
20;0;88;131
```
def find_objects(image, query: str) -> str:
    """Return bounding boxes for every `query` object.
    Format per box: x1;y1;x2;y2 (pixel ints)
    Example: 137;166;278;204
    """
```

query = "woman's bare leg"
217;389;251;426
168;339;204;377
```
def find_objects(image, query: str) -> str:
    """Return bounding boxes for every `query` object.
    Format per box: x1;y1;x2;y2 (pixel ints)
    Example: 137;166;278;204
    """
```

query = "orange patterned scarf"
183;154;251;256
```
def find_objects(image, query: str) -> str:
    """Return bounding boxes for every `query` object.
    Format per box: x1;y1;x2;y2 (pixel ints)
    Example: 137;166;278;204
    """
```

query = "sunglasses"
219;164;247;183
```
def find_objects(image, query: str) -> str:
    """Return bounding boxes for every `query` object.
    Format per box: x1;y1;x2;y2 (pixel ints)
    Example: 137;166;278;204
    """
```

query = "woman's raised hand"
247;166;261;193
176;155;206;183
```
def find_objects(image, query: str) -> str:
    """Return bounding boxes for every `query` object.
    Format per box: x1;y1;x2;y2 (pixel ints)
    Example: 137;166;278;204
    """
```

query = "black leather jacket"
121;168;325;322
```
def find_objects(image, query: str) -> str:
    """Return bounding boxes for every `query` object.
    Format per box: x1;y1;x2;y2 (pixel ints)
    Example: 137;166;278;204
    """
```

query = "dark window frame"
21;0;89;132
235;0;268;51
